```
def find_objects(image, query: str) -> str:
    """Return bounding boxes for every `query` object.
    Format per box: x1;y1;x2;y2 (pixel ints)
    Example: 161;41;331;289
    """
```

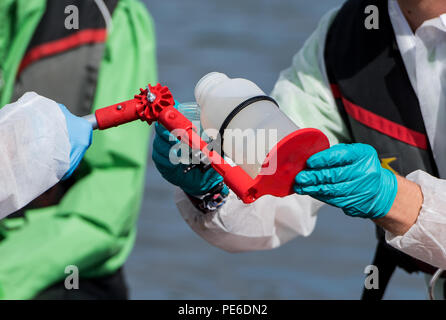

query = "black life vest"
324;0;441;299
7;3;118;214
9;0;119;220
13;0;119;116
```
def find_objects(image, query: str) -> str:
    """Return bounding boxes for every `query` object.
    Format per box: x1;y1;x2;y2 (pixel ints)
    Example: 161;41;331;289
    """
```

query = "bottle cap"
194;72;229;107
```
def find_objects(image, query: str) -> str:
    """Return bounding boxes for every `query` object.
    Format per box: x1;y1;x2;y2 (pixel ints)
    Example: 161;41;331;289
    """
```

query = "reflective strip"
331;84;428;150
18;29;107;75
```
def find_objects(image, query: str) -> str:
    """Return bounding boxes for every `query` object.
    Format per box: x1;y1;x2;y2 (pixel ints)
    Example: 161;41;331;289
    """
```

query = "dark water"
125;0;426;299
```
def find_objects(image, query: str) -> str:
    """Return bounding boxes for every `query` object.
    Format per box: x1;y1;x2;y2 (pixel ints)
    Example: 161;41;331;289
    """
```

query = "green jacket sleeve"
0;0;157;299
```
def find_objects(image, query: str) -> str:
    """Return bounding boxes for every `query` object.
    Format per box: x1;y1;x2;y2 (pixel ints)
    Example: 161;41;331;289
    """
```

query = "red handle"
158;106;256;201
94;98;141;130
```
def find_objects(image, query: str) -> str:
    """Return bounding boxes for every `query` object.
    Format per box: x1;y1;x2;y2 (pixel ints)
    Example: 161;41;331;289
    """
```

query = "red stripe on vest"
18;29;107;75
330;84;342;99
331;84;428;150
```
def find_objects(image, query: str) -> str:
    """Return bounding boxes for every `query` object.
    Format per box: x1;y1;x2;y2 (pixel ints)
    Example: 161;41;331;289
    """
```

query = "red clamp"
93;84;174;130
88;84;329;203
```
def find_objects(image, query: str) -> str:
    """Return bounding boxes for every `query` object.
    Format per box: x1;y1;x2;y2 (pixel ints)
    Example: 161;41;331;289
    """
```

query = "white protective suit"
0;92;70;220
176;0;446;272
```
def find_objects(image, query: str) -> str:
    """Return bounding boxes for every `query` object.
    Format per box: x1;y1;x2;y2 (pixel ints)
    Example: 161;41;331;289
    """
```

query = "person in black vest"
152;0;446;299
0;0;156;300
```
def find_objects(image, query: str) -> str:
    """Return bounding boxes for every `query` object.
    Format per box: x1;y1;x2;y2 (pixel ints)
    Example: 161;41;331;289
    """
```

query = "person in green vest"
0;0;157;299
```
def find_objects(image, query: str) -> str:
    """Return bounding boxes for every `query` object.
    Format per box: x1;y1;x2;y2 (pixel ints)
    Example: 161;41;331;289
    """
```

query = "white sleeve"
176;188;324;252
0;92;70;220
386;170;446;270
175;8;345;253
271;7;350;146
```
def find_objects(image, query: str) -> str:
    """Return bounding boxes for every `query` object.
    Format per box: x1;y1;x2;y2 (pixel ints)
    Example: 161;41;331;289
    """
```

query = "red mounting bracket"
89;83;330;203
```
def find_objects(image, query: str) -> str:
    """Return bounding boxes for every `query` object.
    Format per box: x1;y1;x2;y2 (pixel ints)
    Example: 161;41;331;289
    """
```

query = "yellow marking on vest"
381;157;397;174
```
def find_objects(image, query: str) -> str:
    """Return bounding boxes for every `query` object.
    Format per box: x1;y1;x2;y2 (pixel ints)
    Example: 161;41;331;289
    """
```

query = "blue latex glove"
58;104;93;180
294;143;398;219
152;117;228;197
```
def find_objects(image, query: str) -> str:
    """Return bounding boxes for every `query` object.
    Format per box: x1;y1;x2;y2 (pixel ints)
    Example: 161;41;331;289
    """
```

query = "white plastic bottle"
194;72;300;178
